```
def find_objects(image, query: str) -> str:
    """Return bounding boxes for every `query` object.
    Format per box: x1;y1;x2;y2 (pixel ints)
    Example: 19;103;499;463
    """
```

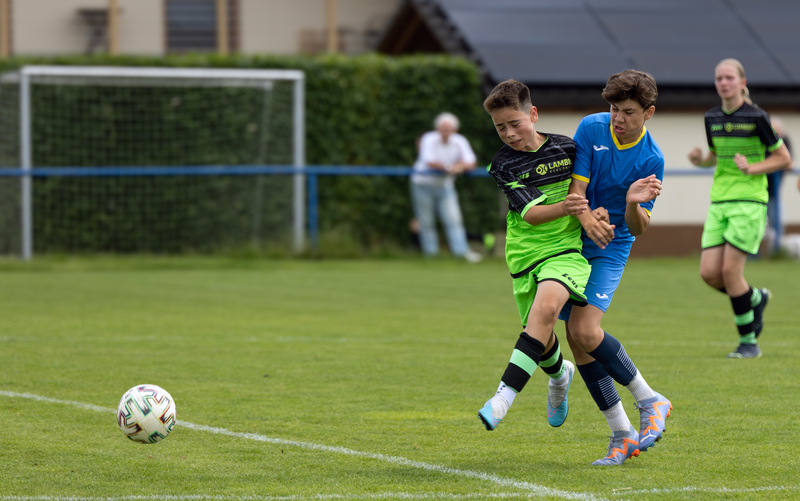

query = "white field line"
608;485;800;496
5;487;800;501
0;391;603;501
0;494;583;501
7;392;797;500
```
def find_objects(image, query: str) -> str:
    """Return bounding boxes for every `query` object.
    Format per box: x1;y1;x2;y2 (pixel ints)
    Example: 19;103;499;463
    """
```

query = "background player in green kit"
688;58;792;359
477;79;595;433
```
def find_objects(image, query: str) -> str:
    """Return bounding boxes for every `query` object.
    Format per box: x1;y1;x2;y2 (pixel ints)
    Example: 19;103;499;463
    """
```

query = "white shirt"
411;130;477;188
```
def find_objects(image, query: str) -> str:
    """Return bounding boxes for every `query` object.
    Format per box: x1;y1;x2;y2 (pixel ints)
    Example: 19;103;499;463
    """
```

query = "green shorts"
511;251;590;327
701;201;767;255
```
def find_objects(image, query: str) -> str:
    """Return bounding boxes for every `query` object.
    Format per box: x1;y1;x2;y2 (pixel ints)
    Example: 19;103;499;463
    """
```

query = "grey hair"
434;112;459;130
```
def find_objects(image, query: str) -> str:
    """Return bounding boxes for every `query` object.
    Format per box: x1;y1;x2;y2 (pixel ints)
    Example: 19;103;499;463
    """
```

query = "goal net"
0;66;305;259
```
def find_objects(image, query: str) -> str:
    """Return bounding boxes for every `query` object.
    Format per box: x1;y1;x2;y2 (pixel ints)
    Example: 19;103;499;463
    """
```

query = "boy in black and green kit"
478;79;600;432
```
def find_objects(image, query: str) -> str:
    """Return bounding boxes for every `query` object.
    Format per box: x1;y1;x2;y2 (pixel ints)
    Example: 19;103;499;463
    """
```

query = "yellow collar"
611;124;647;150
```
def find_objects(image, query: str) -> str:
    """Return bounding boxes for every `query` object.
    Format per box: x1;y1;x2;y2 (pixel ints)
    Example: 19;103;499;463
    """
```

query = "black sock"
500;332;545;393
538;333;566;380
731;288;756;343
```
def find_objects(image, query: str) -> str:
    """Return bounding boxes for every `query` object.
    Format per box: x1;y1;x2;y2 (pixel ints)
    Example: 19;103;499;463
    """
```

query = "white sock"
601;401;631;433
495;382;517;406
489;382;516;420
625;372;656;402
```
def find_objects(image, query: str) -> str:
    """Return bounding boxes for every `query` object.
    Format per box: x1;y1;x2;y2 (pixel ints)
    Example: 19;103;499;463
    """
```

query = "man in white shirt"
411;112;481;262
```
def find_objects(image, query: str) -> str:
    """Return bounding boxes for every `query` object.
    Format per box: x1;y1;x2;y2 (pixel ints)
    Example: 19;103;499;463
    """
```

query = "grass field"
1;256;799;500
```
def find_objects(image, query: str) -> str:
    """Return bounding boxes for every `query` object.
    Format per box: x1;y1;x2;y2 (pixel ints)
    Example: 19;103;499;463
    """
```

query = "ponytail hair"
717;58;752;104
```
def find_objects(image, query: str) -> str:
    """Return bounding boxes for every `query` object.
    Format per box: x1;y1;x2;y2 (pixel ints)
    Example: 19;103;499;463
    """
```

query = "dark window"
165;0;238;54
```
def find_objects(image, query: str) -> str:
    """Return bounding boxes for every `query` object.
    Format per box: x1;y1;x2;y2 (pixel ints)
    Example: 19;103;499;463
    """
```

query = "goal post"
0;65;305;259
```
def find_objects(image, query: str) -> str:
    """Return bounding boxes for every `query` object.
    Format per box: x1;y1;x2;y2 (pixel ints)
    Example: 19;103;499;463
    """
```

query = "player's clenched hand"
734;153;750;174
687;147;703;165
564;193;589;216
626;174;662;204
585;220;615;250
592;207;609;223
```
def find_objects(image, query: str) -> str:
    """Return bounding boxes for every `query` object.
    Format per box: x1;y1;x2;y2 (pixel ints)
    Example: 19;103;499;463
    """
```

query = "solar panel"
434;0;800;86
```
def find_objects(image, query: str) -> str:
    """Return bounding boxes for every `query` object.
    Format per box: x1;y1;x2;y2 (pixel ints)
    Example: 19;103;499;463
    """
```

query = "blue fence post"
307;171;318;251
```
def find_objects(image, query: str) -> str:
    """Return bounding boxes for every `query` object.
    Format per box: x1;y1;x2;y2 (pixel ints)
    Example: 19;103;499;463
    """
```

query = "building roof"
378;0;800;108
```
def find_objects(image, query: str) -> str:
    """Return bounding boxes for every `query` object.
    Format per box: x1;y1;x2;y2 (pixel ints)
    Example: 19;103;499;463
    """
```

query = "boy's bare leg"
478;282;570;430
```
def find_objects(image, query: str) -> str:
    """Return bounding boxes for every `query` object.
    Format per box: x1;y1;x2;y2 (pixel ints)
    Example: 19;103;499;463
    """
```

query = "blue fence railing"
0;165;491;251
0;165;795;251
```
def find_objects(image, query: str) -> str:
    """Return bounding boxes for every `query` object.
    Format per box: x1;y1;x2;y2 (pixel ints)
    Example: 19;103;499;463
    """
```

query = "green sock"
739;332;757;344
750;288;762;308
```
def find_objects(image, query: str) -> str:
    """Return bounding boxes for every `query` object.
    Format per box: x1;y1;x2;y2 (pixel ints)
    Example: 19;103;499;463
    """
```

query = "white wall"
239;0;399;54
13;0;399;56
116;0;163;55
13;0;162;56
535;110;800;225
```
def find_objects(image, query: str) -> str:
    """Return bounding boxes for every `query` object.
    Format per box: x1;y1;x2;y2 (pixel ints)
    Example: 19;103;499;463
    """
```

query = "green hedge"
0;53;503;254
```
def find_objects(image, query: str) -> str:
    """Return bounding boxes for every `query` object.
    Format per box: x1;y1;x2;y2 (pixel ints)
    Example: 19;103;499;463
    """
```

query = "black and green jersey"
488;133;582;277
704;103;783;203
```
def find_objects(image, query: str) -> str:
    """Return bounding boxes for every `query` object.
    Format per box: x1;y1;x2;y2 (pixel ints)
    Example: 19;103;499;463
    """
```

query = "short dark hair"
484;79;532;114
601;70;658;109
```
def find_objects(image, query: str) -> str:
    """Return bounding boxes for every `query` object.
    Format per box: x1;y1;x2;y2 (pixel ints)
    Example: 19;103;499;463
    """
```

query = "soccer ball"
117;384;177;443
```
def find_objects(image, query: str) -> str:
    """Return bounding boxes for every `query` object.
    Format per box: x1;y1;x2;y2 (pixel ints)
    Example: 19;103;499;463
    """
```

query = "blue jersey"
571;112;665;256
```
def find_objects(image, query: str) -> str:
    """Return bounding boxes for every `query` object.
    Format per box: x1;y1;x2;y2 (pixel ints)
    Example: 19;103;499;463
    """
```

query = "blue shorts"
559;240;631;321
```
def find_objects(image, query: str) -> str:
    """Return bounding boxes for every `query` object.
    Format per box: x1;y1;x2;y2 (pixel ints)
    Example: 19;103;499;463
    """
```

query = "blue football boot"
592;425;640;466
636;392;672;451
547;360;574;427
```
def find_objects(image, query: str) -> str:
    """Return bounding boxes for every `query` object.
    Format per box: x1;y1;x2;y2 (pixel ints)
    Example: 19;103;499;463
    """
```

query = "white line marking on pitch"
609;485;800;496
0;391;603;501
5;391;797;500
0;494;574;501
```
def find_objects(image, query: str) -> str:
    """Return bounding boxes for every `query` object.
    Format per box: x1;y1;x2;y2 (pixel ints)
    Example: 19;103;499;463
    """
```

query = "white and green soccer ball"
117;384;177;443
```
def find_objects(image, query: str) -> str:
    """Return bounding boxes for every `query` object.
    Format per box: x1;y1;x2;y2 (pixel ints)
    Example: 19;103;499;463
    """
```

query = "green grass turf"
1;256;799;500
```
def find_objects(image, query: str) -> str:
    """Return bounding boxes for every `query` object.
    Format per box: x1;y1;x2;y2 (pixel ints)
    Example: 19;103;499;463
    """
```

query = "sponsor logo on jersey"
712;122;756;133
593;145;609;151
505;180;525;189
535;158;572;175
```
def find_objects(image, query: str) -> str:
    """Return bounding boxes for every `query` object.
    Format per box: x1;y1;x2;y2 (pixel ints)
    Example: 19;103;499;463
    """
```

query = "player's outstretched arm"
688;147;716;167
566;178;615;248
522;201;571;226
625;174;661;236
734;143;792;175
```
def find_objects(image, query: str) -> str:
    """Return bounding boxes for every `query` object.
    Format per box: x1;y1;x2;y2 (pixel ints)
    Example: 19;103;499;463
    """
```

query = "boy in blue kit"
559;70;672;465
